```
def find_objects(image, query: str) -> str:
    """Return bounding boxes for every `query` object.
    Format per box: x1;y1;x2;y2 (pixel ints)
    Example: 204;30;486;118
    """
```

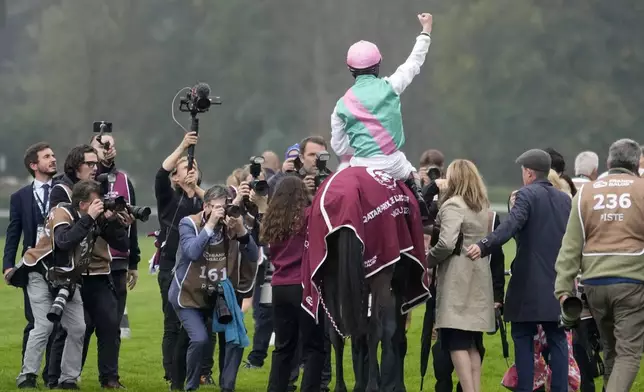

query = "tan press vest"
578;172;644;256
177;213;258;309
52;183;112;275
26;204;96;281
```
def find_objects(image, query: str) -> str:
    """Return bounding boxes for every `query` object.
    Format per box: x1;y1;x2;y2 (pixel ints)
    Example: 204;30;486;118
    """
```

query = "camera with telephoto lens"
314;151;331;188
207;283;232;324
102;195;152;222
248;156;269;197
47;281;74;323
559;296;583;329
97;173;152;222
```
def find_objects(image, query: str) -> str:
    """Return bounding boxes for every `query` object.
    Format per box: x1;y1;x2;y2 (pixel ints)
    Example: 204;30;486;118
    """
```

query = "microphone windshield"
96;173;109;183
195;83;210;99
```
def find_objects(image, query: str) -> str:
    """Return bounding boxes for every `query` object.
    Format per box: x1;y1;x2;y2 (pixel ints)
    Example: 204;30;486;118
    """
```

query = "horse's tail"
336;227;369;338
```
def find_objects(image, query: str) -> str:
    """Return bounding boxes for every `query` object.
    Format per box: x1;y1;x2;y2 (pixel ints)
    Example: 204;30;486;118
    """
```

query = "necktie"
42;183;50;214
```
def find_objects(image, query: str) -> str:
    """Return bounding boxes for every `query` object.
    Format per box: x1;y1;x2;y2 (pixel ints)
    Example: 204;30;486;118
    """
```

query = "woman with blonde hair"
428;159;497;392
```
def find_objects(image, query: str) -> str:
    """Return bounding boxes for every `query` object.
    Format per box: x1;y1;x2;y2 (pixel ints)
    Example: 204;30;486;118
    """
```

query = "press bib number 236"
199;266;228;282
593;193;631;222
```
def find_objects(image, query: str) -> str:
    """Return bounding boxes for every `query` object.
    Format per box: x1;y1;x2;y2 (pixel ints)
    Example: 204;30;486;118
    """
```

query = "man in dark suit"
466;149;572;392
3;142;57;387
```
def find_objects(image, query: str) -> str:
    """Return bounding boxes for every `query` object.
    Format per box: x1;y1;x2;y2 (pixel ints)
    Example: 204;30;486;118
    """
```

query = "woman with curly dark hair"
262;176;325;392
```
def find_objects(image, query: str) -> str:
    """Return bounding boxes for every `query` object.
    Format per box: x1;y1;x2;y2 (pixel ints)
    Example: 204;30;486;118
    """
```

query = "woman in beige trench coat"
427;159;496;392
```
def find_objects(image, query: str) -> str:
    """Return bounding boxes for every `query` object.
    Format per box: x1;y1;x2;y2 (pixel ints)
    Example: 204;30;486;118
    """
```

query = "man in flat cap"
466;148;572;392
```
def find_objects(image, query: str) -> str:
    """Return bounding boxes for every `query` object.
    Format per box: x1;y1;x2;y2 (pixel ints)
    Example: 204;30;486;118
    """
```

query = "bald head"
262;150;280;173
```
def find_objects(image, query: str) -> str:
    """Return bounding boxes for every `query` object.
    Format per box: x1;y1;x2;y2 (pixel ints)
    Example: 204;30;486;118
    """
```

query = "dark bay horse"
302;167;429;392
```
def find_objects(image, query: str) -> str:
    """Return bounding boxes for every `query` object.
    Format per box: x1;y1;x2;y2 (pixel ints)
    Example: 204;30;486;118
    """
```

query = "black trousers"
21;285;54;384
158;268;181;381
268;285;326;392
433;331;486;392
79;275;120;385
247;264;274;368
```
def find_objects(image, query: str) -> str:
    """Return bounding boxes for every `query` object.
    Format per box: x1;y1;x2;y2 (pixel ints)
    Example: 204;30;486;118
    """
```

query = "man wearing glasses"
49;144;99;208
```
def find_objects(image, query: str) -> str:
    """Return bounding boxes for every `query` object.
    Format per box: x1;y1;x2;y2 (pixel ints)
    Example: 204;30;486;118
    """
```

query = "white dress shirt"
33;179;53;216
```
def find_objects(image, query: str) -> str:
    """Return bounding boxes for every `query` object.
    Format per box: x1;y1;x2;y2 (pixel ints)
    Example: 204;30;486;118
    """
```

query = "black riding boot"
405;176;431;224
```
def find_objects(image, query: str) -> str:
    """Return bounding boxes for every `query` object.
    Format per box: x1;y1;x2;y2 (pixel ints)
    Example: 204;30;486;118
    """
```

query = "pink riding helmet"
346;40;382;70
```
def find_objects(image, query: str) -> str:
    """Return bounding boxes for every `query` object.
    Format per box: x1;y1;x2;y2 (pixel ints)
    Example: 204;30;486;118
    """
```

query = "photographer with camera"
46;144;100;387
16;180;127;389
170;185;259;392
155;131;205;383
268;136;329;197
555;139;644;391
90;130;141;383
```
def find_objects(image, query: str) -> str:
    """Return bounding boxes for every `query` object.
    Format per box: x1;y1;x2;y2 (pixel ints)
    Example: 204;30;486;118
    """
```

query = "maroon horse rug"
301;166;430;323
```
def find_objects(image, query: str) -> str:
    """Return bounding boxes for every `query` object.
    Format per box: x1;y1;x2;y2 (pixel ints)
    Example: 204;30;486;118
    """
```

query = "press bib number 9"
199;266;228;282
593;193;631;210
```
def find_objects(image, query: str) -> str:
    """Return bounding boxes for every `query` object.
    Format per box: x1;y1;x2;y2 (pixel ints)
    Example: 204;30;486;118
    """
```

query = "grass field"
1;237;643;391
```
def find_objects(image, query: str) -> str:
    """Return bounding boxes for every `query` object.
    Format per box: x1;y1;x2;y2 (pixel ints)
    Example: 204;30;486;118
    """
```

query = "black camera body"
248;156;269;197
179;83;222;114
97;173;151;222
93;121;113;150
224;197;242;219
314;151;331;188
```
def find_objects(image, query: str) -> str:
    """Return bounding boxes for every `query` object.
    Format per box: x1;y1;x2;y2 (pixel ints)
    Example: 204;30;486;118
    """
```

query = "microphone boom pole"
187;113;199;172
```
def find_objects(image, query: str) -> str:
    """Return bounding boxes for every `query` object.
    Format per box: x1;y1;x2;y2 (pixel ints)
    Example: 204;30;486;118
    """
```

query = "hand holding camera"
205;205;226;230
184;169;198;189
88;199;105;220
117;212;135;227
303;175;316;193
181;131;199;151
224;215;246;238
282;159;296;172
233;182;251;206
249;190;268;214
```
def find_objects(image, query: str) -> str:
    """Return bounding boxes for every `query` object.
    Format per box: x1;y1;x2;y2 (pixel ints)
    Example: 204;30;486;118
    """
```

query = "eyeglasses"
84;161;98;168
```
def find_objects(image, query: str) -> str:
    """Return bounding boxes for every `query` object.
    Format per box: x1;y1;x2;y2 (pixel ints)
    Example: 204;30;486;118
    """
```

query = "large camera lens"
225;204;242;219
47;287;71;323
129;206;152;222
195;97;211;111
252;180;269;197
427;167;441;182
216;285;233;324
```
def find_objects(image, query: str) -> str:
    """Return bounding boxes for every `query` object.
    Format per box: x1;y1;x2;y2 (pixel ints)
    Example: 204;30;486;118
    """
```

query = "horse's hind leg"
329;328;347;392
351;335;369;392
365;310;381;392
375;284;399;391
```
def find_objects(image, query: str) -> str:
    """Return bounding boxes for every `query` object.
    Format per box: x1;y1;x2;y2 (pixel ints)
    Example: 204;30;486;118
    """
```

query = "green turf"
0;238;642;391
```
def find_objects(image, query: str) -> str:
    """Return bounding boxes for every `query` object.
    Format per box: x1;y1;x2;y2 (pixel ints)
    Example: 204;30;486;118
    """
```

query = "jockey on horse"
330;12;434;225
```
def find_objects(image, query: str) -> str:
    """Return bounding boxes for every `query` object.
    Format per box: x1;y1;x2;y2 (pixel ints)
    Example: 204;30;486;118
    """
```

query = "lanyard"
33;185;49;219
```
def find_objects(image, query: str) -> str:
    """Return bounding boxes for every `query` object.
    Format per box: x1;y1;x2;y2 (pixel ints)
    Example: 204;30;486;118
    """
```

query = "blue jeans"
511;322;569;392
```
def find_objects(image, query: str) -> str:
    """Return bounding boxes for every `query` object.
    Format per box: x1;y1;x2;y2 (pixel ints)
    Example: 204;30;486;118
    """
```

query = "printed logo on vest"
593;181;608;189
366;168;397;190
306;296;313;306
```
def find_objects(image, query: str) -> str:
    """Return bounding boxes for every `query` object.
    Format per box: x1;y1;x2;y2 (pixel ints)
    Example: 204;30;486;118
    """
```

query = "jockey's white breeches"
347;151;417;180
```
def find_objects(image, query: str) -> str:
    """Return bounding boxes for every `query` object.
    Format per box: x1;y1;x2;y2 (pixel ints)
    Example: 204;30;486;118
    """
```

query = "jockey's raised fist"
418;13;433;33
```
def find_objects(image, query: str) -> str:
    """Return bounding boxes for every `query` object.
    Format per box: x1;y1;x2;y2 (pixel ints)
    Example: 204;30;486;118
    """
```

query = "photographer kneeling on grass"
170;185;259;392
12;180;128;389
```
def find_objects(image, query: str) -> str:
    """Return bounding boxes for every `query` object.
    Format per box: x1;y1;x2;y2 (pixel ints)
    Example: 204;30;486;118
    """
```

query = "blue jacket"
478;179;571;323
3;184;46;271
